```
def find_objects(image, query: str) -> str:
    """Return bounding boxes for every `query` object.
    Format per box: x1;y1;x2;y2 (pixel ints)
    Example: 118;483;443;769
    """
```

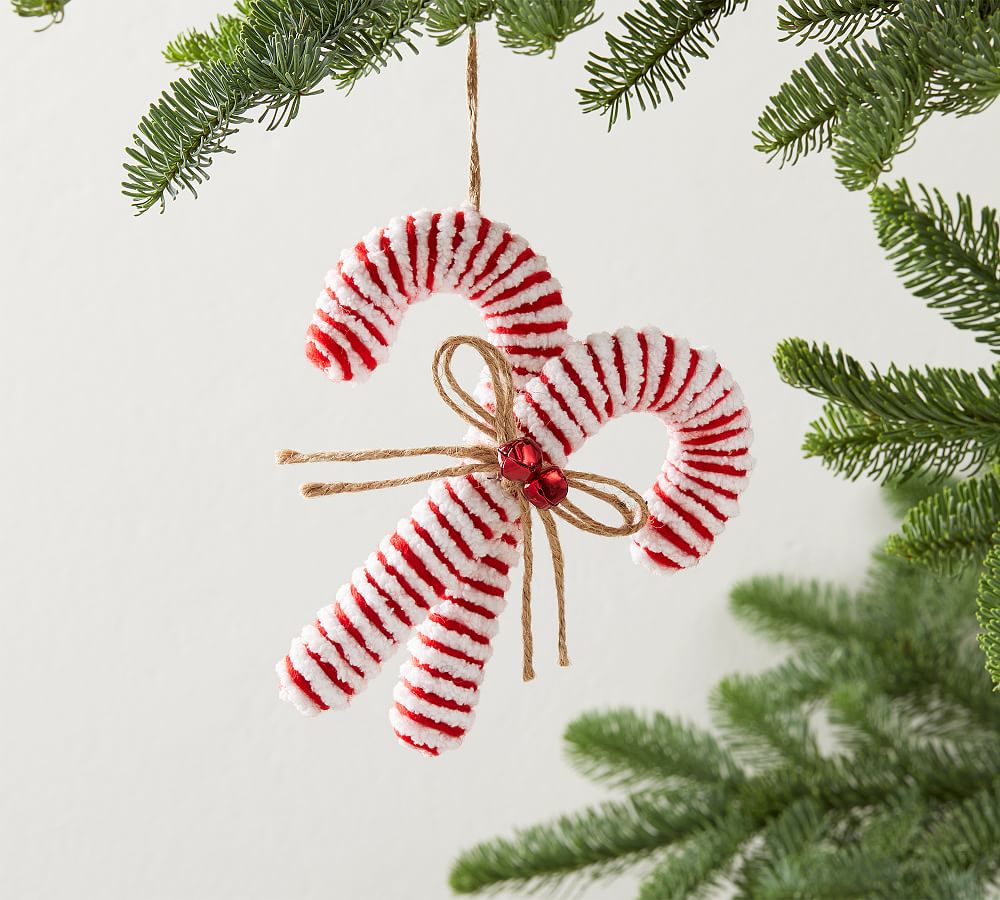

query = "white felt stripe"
635;527;700;567
411;209;433;298
586;332;627;416
433;210;459;291
656;338;693;412
408;632;485;683
636;329;668;411
361;555;426;630
288;639;352;711
647;483;725;538
475;254;550;306
457;219;508;292
471;233;531;296
316;604;381;679
393;683;475;732
399;658;480;706
301;623;365;694
613;328;645;410
325;268;401;327
276;657;322;717
384;215;418;298
390;708;463;754
335;583;397;661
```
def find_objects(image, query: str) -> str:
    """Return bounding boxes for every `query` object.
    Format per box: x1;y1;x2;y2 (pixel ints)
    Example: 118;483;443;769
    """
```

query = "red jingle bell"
523;466;569;510
497;437;543;482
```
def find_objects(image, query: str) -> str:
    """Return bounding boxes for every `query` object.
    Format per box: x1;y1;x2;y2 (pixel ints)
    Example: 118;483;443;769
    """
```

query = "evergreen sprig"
757;0;1000;190
781;183;1000;682
977;530;1000;685
887;473;1000;574
774;338;1000;482
10;0;68;26
450;496;1000;896
164;4;251;67
495;0;600;56
872;181;1000;351
123;0;420;213
776;0;900;45
425;0;495;45
578;0;750;127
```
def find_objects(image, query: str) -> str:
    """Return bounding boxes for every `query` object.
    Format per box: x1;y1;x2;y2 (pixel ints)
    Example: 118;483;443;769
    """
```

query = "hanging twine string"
277;336;648;682
467;26;481;210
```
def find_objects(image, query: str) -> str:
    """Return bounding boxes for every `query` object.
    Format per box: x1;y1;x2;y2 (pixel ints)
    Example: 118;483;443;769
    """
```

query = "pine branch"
425;0;495;45
328;0;430;90
976;528;1000;687
495;0;600;56
777;0;900;46
774;339;1000;482
564;709;744;790
11;0;68;26
448;789;728;894
164;4;250;67
729;575;861;645
830;56;926;190
919;778;1000;876
578;0;750;127
754;39;879;164
882;473;955;517
921;0;1000;116
710;675;820;768
123;0;434;213
872;181;1000;351
637;813;752;900
886;473;1000;574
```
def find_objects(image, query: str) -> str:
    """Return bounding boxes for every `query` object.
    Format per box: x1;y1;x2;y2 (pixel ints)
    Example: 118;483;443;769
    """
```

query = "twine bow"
277;336;649;682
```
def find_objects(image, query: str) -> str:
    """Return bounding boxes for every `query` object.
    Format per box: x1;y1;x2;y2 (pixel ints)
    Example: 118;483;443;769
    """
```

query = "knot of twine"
277;336;649;681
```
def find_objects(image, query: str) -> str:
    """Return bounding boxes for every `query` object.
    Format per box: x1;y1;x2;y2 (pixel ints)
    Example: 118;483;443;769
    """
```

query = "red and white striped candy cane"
278;208;753;756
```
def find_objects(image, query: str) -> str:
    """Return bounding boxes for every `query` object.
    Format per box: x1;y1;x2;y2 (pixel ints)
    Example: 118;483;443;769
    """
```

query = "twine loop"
277;336;648;681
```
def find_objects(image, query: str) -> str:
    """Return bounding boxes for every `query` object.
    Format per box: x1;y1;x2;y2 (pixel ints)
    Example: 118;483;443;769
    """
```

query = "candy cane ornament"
279;207;754;755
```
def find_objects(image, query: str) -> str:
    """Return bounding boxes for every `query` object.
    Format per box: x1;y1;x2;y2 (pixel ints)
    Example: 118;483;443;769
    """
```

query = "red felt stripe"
471;231;512;291
379;230;407;297
446;481;494;539
417;633;485;669
471;248;535;300
402;679;472;713
427;213;440;291
365;571;412;628
640;547;684;571
654;483;713;542
335;603;381;664
559;355;603;423
524;392;572;457
377;550;431;611
457;218;491;285
429;610;490;646
305;646;355;697
394;728;441;756
316;619;364;678
393;702;465;738
350;584;396;643
285;656;328;710
647;517;701;559
586;344;614;417
390;533;446;596
412;660;479;691
306;323;352;380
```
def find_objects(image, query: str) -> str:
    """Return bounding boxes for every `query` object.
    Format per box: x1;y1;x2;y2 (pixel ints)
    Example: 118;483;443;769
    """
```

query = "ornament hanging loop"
467;26;481;211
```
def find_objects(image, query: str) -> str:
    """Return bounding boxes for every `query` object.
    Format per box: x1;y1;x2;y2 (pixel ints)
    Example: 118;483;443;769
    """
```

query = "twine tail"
540;510;569;667
519;496;535;682
467;26;481;211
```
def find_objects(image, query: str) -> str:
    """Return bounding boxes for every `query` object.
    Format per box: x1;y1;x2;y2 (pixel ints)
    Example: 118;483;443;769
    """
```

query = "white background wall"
3;2;997;898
